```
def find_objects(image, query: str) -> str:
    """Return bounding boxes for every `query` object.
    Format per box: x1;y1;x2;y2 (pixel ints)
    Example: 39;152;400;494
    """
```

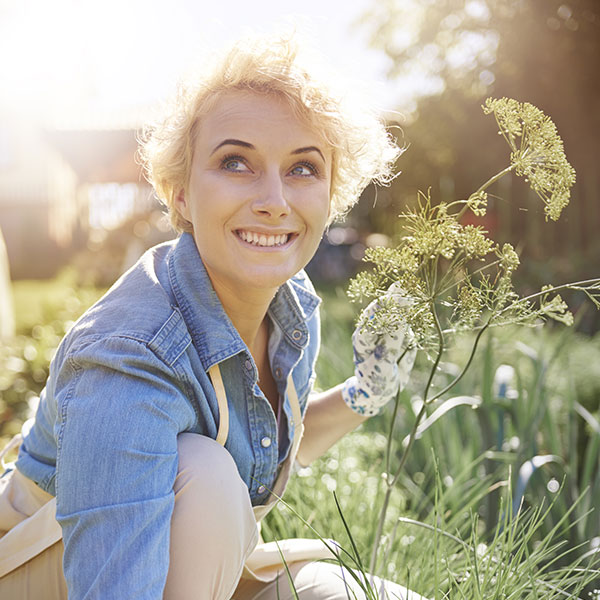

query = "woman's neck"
225;299;270;357
208;272;280;413
209;274;276;356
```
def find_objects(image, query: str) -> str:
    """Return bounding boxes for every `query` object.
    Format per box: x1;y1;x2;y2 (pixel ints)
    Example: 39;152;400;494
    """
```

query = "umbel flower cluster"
348;97;582;353
348;98;600;583
483;98;576;222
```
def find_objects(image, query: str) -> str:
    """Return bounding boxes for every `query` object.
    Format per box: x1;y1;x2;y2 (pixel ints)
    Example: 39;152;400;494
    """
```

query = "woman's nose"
251;172;290;219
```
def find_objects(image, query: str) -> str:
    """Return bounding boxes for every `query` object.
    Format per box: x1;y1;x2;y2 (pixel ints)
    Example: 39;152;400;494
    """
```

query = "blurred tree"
358;0;599;330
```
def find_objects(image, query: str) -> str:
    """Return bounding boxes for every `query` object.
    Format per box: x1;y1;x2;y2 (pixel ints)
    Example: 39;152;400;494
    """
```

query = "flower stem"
368;312;492;578
384;348;410;477
455;164;517;220
422;300;444;404
426;321;490;405
368;301;444;577
498;279;600;316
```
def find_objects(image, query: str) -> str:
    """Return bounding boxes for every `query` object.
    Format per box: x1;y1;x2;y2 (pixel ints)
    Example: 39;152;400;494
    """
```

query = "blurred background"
1;0;598;325
0;0;388;283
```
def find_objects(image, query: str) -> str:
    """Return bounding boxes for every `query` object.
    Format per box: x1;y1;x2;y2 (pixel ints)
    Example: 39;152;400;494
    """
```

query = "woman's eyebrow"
292;146;326;162
210;140;325;163
210;139;255;155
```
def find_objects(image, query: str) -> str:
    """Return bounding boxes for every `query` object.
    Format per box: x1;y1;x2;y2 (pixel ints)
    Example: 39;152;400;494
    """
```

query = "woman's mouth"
235;229;294;248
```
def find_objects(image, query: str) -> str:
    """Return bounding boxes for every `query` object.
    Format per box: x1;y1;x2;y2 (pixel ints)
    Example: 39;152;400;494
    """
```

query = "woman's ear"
174;188;192;222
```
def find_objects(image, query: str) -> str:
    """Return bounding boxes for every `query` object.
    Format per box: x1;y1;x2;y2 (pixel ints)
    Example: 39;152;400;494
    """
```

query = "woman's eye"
290;162;318;177
221;155;249;172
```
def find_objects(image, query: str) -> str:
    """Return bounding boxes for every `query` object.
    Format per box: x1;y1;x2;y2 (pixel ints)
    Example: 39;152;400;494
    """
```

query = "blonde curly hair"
138;34;402;232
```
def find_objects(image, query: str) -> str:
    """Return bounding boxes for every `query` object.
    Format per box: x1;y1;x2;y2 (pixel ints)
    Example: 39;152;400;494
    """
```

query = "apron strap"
207;364;229;447
286;374;303;457
207;364;301;448
287;375;302;433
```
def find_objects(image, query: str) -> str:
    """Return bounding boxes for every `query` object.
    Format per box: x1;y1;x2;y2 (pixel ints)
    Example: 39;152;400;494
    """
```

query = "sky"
0;0;402;125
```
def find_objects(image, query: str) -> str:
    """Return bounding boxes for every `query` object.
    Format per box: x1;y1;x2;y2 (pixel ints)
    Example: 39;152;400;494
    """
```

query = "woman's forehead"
196;90;330;153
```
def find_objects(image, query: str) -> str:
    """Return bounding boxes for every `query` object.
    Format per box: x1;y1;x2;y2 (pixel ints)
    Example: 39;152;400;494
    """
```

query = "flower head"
402;201;461;260
540;285;574;326
497;243;520;274
467;191;488;217
455;284;483;329
483;98;576;221
457;225;496;259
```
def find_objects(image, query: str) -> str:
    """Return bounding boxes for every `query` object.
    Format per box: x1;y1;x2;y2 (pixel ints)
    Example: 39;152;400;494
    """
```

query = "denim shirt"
15;232;321;599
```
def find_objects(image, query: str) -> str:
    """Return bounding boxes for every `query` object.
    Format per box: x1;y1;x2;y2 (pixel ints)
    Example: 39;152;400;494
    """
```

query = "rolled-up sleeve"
55;336;195;599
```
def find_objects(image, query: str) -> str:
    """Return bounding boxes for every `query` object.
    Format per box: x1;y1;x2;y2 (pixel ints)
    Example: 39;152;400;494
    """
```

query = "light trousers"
0;433;425;599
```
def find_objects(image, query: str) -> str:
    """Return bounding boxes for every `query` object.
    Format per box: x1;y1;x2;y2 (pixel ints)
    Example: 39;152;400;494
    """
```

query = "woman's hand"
342;284;417;417
298;285;417;465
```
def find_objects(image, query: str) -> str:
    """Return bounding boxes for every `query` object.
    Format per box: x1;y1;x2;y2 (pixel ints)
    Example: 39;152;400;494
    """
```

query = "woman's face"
176;91;332;299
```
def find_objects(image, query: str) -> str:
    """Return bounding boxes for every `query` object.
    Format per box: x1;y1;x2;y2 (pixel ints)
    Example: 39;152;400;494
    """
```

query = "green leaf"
402;396;482;447
513;455;563;516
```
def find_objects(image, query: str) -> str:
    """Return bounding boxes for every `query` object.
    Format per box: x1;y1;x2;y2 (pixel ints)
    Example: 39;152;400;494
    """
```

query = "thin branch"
385;362;406;477
498;279;600;317
368;305;443;577
422;300;445;404
426;321;491;405
455;164;517;220
437;259;503;298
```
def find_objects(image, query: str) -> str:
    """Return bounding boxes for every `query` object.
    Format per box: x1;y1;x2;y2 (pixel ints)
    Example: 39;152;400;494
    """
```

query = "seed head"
483;98;576;221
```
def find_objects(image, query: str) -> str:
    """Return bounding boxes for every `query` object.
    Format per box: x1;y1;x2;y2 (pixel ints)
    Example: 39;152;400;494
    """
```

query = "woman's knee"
173;433;257;544
175;433;246;502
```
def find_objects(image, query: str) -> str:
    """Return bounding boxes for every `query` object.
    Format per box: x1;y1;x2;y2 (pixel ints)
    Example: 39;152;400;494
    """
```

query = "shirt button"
245;359;252;371
261;436;272;448
257;485;266;494
274;367;283;379
291;329;302;341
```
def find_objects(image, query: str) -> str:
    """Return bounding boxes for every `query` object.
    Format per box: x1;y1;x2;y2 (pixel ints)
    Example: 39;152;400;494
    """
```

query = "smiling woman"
176;92;331;313
0;34;425;600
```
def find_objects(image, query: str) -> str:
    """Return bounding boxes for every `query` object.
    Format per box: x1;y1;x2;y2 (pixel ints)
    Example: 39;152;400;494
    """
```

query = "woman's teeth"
237;231;290;247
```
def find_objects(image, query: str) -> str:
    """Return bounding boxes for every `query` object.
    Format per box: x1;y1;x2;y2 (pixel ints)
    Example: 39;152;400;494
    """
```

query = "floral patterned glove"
342;284;417;417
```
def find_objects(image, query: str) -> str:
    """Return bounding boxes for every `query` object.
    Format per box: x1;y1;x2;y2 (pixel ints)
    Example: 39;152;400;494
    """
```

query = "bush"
0;268;106;445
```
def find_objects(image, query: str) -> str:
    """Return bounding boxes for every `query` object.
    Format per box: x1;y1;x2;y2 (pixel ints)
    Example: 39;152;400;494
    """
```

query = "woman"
0;36;420;599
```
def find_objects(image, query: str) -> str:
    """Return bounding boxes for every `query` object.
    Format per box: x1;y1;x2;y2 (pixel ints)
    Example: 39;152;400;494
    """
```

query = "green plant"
369;328;600;594
345;98;599;583
263;433;600;599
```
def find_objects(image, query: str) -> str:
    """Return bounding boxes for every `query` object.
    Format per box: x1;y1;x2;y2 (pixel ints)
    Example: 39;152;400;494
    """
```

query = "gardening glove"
342;283;417;417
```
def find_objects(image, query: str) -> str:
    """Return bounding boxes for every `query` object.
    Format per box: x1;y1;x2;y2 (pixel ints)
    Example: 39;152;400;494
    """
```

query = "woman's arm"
54;336;195;599
296;286;417;467
296;385;367;466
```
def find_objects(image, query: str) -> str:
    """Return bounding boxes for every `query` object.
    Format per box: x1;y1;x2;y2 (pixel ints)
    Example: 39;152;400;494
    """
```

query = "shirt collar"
167;233;321;371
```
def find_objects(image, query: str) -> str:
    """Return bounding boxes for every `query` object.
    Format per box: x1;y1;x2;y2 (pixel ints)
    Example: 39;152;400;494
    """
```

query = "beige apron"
0;364;330;583
208;364;330;583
